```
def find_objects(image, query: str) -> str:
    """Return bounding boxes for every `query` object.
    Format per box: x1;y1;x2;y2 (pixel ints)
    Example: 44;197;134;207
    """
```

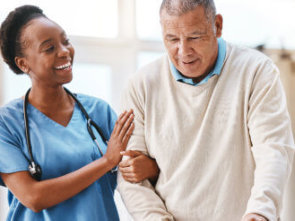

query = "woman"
0;5;158;220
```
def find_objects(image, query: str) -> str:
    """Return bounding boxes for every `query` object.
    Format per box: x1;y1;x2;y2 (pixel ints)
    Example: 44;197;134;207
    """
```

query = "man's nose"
178;40;193;57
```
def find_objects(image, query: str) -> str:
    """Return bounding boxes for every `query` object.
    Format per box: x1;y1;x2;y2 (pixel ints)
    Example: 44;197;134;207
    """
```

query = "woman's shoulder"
0;98;24;136
75;93;110;107
0;98;23;119
75;93;115;116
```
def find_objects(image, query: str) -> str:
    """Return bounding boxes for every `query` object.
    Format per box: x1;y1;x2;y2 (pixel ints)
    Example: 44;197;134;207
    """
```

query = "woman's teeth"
55;62;71;70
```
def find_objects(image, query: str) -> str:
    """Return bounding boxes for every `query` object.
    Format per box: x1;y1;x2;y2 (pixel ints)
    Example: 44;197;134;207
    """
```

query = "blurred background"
0;0;294;220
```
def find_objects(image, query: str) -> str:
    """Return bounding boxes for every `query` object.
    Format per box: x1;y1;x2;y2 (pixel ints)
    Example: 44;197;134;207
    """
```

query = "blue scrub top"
0;94;119;221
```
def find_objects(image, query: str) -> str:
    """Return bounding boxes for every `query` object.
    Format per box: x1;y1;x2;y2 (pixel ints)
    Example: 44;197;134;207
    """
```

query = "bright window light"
0;0;118;38
136;0;162;41
137;51;165;69
215;0;295;49
67;63;112;105
2;66;31;105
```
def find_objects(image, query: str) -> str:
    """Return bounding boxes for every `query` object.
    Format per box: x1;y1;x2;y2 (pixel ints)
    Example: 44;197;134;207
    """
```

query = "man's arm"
117;78;174;221
244;61;295;221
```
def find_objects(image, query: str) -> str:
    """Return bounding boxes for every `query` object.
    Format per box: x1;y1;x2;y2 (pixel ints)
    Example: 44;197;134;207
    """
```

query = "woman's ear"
15;56;29;73
214;14;223;38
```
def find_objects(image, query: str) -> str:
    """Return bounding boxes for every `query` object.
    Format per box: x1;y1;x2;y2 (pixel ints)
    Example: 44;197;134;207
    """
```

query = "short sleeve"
0;116;29;186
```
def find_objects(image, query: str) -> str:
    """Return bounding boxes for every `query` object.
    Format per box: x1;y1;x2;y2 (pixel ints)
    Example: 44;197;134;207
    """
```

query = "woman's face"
16;17;74;87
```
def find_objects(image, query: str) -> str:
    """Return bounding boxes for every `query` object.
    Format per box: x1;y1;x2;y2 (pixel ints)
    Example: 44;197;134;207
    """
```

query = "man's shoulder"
129;55;168;83
227;42;273;66
224;43;280;85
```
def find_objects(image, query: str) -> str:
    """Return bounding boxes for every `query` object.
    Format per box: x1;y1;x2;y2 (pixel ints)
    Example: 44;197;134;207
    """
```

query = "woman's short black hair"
0;5;46;74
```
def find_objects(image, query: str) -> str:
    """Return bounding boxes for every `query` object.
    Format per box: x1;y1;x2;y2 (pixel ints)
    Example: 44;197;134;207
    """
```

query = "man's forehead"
162;19;199;28
160;7;208;28
161;16;208;33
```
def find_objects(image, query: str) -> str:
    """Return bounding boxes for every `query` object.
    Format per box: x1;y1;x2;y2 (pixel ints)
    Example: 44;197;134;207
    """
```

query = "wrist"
102;155;116;171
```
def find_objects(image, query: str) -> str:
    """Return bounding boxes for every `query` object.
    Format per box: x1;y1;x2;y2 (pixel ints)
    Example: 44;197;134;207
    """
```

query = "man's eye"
190;37;200;40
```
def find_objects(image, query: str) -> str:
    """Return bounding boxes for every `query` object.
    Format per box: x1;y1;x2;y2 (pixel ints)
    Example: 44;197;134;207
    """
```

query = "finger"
118;112;134;141
113;110;133;136
118;111;126;120
121;150;142;158
112;111;126;136
119;158;132;168
121;173;136;179
122;122;135;144
122;173;138;181
119;165;135;173
254;217;266;221
115;110;133;138
122;175;142;183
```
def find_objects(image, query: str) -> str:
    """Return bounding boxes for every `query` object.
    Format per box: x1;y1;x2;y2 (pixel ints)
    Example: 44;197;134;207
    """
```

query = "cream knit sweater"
118;43;295;221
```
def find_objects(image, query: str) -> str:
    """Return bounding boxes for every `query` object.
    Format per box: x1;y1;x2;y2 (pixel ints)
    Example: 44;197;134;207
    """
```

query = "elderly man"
118;0;295;220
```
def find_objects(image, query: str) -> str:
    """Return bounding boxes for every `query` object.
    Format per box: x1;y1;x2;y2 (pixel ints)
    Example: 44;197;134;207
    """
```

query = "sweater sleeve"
244;61;295;220
117;78;174;221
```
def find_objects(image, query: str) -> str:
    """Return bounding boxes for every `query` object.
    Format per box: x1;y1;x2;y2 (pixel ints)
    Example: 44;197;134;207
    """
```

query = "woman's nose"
57;44;70;57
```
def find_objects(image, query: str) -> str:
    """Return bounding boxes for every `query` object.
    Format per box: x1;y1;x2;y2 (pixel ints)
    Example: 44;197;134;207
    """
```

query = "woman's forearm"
1;156;114;212
1;110;134;212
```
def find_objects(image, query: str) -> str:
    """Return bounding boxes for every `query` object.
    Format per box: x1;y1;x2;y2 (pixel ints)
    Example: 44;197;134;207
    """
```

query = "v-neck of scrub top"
27;102;78;129
0;94;120;221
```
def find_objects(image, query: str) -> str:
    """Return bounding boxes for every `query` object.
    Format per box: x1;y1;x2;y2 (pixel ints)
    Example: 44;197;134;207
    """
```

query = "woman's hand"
242;213;268;221
119;150;160;184
0;109;134;213
104;110;134;168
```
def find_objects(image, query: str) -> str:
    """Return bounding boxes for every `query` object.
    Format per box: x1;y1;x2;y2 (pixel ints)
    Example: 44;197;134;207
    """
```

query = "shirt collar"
169;38;226;86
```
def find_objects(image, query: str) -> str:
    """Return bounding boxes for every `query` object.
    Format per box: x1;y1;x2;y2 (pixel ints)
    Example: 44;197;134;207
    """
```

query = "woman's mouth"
54;62;71;70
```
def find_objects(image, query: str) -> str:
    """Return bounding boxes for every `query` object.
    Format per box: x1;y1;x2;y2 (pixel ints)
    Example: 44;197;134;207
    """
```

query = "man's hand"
119;150;159;183
242;213;268;221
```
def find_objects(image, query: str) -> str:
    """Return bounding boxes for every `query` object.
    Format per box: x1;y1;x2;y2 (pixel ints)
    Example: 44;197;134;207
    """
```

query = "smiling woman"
0;5;159;221
14;17;75;89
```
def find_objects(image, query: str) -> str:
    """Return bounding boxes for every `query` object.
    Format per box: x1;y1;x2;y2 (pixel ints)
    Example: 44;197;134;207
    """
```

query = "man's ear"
15;56;29;73
214;14;223;38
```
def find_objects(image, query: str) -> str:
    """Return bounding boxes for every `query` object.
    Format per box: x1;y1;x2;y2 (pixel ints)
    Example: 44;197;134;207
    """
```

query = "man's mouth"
182;60;196;65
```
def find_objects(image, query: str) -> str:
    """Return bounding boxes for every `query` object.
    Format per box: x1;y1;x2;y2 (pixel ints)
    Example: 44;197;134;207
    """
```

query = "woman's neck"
28;85;74;112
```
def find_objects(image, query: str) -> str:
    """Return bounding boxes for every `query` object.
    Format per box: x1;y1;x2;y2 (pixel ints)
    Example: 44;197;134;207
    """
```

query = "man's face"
161;6;222;79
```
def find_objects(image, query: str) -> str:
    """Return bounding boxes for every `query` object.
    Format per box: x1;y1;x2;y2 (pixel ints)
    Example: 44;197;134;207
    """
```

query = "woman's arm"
119;150;159;184
0;110;134;213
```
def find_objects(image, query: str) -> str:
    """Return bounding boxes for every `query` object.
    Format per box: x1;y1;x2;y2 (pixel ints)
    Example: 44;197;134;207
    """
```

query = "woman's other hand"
119;150;160;184
104;110;134;168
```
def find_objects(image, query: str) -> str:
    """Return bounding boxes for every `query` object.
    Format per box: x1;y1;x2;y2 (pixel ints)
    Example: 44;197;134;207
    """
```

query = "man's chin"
179;69;203;78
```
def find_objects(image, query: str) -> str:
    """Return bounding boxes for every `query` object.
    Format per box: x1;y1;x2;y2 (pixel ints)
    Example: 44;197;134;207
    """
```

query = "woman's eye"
64;39;70;45
44;46;54;53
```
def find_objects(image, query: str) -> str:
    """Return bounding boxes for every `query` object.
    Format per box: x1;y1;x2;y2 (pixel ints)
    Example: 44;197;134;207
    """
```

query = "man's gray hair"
160;0;216;23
